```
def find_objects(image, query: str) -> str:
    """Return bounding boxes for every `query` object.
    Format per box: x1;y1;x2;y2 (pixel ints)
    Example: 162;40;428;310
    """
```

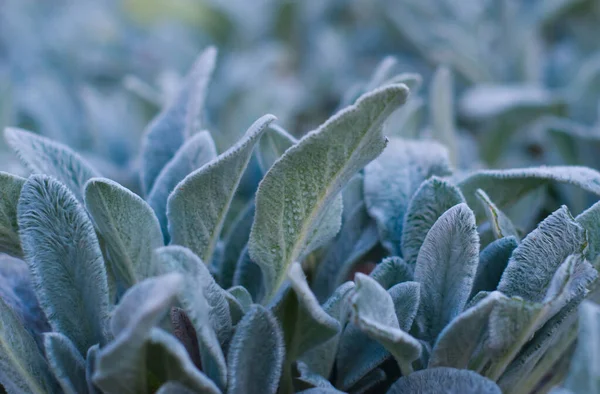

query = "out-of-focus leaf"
430;66;458;166
0;172;25;257
386;367;501;394
475;189;519;240
256;124;297;174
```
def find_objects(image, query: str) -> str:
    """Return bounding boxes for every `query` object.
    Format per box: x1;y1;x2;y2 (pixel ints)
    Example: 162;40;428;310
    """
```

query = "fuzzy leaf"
84;178;163;290
386;367;501;394
170;308;201;370
576;200;600;263
250;84;409;300
233;246;264;302
401;177;465;265
218;200;254;289
0;172;25;257
140;47;217;195
43;333;87;394
156;382;197;394
86;345;100;394
430;66;458;166
364;138;453;255
351;368;387;394
564;301;600;393
5;128;99;201
226;305;284;394
147;131;217;241
475;189;519;240
498;206;586;302
369;256;414;290
389;281;421;332
257;124;297;174
18;175;109;355
0;296;58;394
470;236;519;298
414;203;479;343
168;114;275;264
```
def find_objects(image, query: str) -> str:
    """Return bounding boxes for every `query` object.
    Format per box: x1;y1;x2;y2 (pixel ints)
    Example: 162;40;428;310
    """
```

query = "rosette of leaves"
2;49;600;394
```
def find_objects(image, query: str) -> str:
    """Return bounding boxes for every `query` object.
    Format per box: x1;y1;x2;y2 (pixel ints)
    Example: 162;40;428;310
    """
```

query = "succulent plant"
1;49;600;394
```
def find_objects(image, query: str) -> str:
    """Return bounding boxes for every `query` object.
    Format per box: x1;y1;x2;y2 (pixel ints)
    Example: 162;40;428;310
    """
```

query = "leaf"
5;128;100;201
43;333;87;394
170;308;201;370
233;246;264;302
389;281;421;332
18;175;109;355
156;382;197;394
457;166;600;220
226;305;284;394
470;237;519;298
93;274;184;393
369;256;414;290
140;47;217;195
364;138;453;255
475;189;519;240
350;368;387;394
227;286;253;312
429;291;505;369
386;367;501;394
0;172;25;257
249;84;409;300
341;174;365;223
0;296;58;394
576;200;600;263
84;178;163;291
401;177;465;265
218;200;255;289
430;66;458;166
414;203;479;343
295;361;338;390
147;131;217;241
257;124;297;174
498;206;586;302
86;345;100;394
168;114;276;265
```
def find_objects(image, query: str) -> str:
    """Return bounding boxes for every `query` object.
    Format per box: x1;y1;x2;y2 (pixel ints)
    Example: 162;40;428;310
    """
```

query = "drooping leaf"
386;367;501;394
226;305;284;394
0;296;58;394
147;131;217;241
18;175;109;355
5;128;99;201
475;189;519;240
430;66;458;167
0;172;25;257
364;138;453;255
470;236;519;298
250;84;409;300
140;47;217;195
497;206;586;302
168;114;276;265
43;332;87;394
84;178;163;291
256;124;297;174
414;203;479;343
576;200;600;263
401;177;465;265
218;200;254;289
369;256;414;290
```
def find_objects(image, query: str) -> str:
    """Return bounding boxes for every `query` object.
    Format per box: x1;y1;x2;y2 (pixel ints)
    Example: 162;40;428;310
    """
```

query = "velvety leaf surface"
0;172;25;257
369;256;414;290
218;200;254;289
470;236;518;297
43;332;87;394
256;124;297;174
475;189;519;240
386;367;501;394
576;199;600;263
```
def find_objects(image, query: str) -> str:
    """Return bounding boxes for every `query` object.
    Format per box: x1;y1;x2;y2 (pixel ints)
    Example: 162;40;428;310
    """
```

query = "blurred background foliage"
2;0;600;226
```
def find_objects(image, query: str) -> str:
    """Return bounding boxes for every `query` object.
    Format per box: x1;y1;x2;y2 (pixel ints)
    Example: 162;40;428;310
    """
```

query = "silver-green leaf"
0;172;25;257
43;332;87;394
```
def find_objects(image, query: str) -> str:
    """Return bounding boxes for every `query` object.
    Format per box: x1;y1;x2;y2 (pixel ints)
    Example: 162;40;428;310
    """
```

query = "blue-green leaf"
430;66;458;167
369;257;414;290
475;189;519;240
257;124;297;174
218;200;254;289
576;200;600;263
233;246;264;302
0;172;25;257
86;345;100;394
18;175;109;355
156;382;197;394
250;84;409;300
470;237;518;298
168;114;276;264
386;367;501;394
43;333;87;394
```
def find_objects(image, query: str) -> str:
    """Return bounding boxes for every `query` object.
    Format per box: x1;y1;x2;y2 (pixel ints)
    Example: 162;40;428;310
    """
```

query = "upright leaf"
147;131;217;240
386;367;501;394
364;138;453;255
414;203;479;343
0;172;25;257
576;200;600;263
43;333;87;394
18;175;109;355
470;237;518;297
140;47;217;195
256;124;297;174
226;305;284;394
475;189;519;240
84;178;163;291
430;66;458;166
5;128;99;201
249;84;409;300
168;114;276;264
369;256;414;290
218;200;255;289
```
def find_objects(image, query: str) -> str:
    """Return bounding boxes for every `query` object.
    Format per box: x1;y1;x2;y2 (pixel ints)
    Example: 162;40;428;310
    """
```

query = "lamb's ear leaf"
257;124;297;174
401;177;464;265
457;166;600;219
475;189;519;239
156;382;197;394
0;172;25;257
147;131;217;241
233;246;264;302
369;256;414;290
140;47;217;195
576;200;600;263
498;206;586;302
429;292;505;369
227;286;253;312
250;84;409;300
5;128;99;201
389;281;420;332
170;308;202;370
227;305;284;394
222;290;247;325
168;114;276;265
414;203;479;343
350;368;387;394
18;175;109;355
84;177;163;289
0;297;58;394
43;333;87;394
430;66;458;167
93;274;183;393
364;138;453;255
218;200;255;289
470;236;518;298
351;274;421;375
295;361;338;390
86;345;101;394
386;367;501;394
